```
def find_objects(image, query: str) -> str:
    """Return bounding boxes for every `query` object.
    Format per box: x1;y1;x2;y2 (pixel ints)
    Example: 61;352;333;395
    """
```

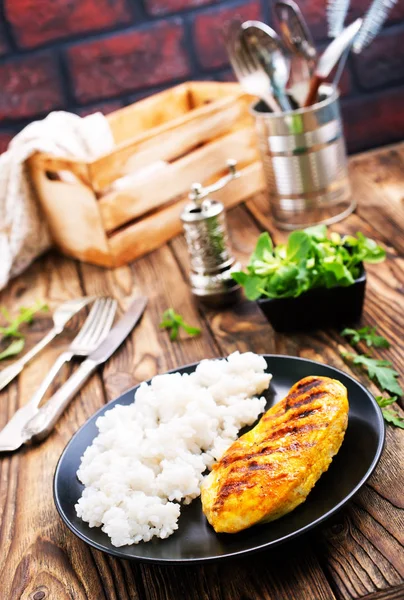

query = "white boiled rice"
75;352;271;546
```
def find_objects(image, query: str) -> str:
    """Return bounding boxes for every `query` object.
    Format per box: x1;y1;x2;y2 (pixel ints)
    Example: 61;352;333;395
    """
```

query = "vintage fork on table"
0;297;117;452
0;296;97;392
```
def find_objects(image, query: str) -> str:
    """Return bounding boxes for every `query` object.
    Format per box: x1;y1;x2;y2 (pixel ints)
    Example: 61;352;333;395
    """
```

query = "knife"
0;296;147;452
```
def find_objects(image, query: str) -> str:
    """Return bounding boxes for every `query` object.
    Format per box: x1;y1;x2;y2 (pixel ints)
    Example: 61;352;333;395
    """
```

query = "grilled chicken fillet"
201;376;348;533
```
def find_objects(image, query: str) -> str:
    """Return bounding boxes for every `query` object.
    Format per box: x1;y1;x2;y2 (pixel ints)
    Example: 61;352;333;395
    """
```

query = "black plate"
54;355;385;564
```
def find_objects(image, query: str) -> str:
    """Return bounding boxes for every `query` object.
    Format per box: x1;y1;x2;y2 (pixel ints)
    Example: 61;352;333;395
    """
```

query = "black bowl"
257;266;366;332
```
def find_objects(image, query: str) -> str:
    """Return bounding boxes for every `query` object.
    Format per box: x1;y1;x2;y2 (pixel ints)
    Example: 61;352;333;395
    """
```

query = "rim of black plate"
53;354;386;564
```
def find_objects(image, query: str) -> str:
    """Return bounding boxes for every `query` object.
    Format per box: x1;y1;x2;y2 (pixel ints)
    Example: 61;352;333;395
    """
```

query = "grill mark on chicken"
285;390;327;411
216;480;255;502
214;473;287;508
294;378;322;392
297;408;317;419
222;440;317;468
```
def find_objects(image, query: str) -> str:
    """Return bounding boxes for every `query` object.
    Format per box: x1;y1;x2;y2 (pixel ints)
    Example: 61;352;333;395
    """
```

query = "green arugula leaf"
250;232;273;263
341;326;390;348
322;261;355;287
341;352;403;396
304;224;327;240
244;276;265;301
0;339;25;361
159;309;201;342
267;264;300;297
232;227;385;301
231;272;248;286
286;231;311;263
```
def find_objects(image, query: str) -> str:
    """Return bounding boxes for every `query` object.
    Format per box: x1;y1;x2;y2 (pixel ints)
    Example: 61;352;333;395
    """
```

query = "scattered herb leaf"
0;301;48;361
0;339;25;361
375;395;397;408
341;326;390;348
159;309;201;341
341;351;403;397
375;395;404;427
0;301;48;339
232;227;386;300
379;409;404;429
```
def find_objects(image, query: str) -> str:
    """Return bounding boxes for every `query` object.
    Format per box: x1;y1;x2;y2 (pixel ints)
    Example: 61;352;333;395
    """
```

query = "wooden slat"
99;128;260;232
360;584;404;600
188;81;244;107
91;94;252;191
216;542;337;600
346;144;404;256
106;161;265;267
107;83;191;146
30;169;112;267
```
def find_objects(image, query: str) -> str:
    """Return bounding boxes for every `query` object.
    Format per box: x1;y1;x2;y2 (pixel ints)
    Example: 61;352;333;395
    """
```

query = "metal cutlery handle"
23;358;97;441
27;351;74;412
274;87;293;112
0;328;60;392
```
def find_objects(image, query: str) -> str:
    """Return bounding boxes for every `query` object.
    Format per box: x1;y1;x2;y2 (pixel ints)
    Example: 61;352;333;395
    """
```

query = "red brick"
0;132;14;153
77;100;123;118
291;0;328;40
193;1;262;70
0;54;64;121
5;0;133;49
337;67;351;97
145;0;214;17
342;87;404;153
353;29;404;90
68;21;190;104
0;26;9;56
217;70;237;82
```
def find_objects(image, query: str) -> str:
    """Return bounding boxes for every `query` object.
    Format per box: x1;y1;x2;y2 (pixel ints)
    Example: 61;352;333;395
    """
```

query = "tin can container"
251;85;355;230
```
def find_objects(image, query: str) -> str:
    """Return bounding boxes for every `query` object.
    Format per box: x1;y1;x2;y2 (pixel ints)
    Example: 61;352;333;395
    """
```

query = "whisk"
353;0;398;53
319;0;398;99
327;0;351;37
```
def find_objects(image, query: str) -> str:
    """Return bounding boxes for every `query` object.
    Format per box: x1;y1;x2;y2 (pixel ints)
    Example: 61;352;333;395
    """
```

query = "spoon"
274;0;317;106
240;20;293;112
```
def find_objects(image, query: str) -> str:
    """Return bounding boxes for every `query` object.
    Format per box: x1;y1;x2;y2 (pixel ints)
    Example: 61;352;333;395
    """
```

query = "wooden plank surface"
0;143;403;600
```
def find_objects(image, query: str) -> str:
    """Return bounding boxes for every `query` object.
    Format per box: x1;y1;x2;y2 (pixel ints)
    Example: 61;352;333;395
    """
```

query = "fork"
0;296;96;392
225;21;281;113
0;297;117;452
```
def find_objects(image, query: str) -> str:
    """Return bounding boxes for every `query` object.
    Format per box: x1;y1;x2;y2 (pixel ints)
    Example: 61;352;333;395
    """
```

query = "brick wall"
0;0;404;154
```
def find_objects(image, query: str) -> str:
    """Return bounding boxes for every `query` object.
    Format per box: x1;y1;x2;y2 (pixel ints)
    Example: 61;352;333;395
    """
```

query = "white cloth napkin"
0;111;115;291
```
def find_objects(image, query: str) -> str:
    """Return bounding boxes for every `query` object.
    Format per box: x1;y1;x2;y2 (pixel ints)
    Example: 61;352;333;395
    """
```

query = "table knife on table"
0;296;147;452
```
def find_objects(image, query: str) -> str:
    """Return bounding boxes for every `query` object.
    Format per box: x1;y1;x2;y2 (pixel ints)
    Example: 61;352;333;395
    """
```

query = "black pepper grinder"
181;159;241;307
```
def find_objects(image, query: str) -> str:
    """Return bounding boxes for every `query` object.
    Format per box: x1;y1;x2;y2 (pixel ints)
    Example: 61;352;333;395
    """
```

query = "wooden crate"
28;82;265;267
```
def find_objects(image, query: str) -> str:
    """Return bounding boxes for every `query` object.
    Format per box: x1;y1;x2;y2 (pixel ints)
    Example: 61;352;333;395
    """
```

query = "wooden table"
1;143;403;600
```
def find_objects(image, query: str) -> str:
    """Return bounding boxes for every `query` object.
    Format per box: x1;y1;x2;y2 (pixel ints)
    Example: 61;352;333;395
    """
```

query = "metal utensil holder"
251;84;355;229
